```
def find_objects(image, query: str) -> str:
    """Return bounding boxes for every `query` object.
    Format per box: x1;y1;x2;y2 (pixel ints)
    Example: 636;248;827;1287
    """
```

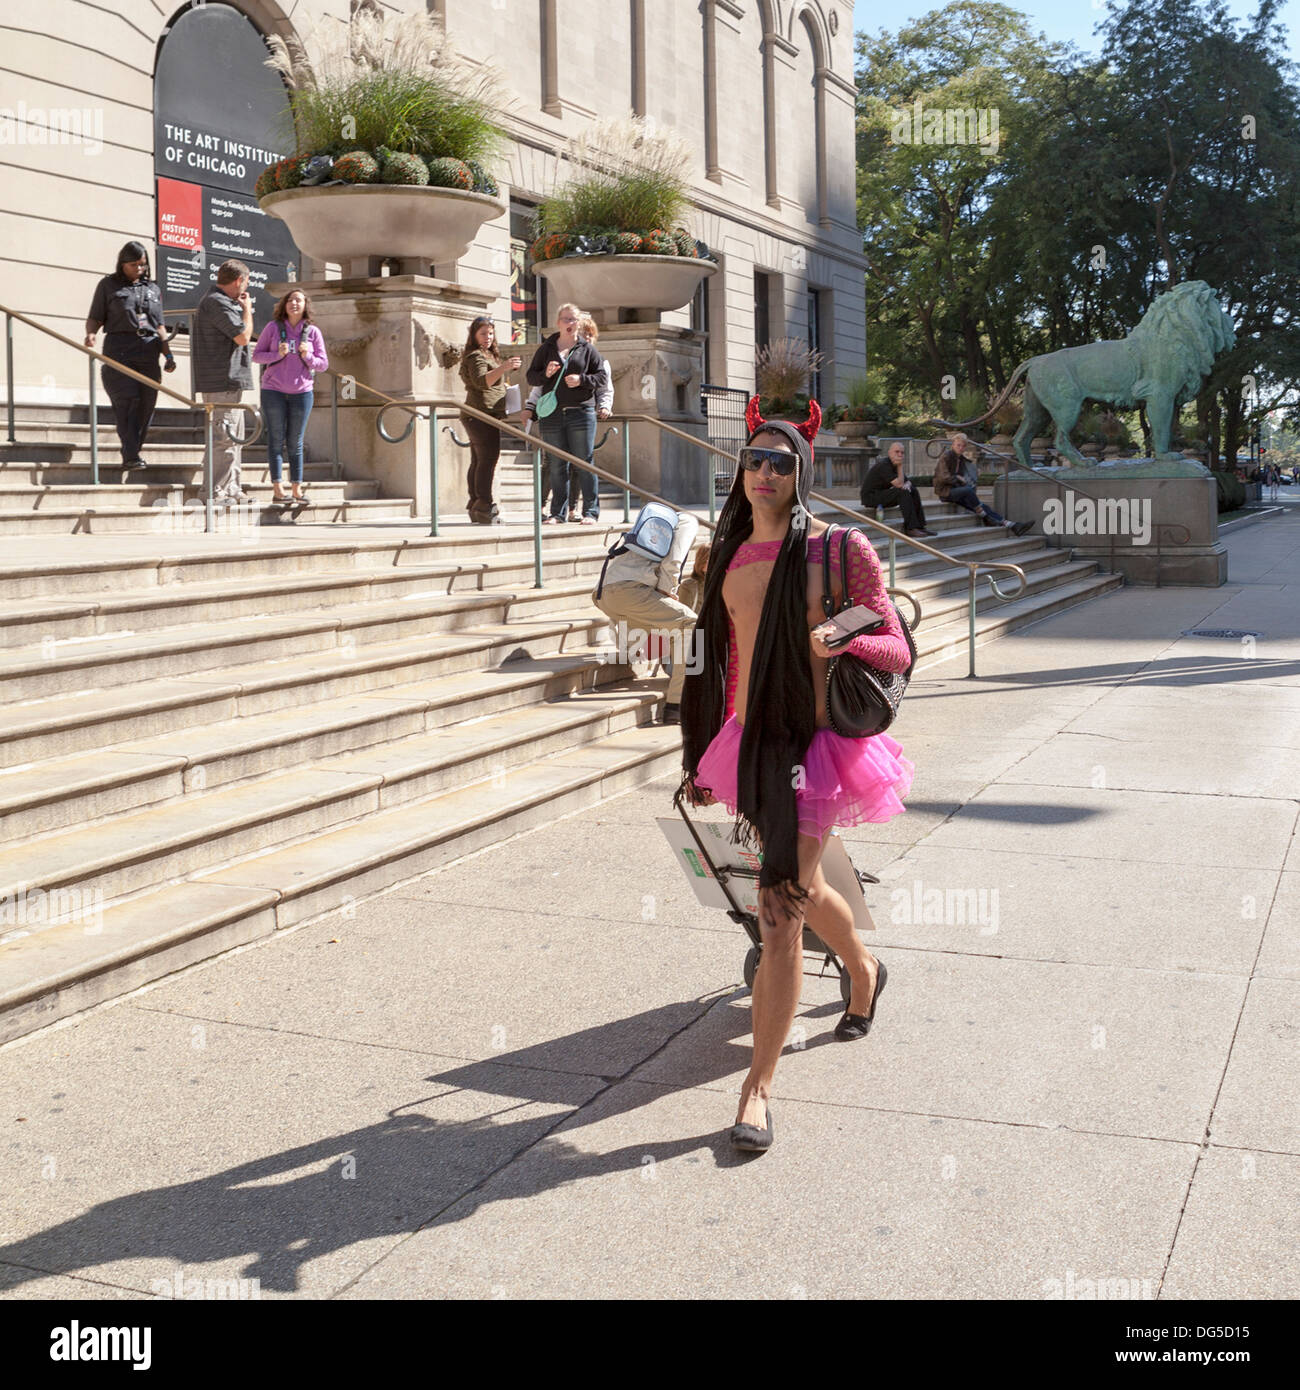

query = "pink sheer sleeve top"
722;529;911;719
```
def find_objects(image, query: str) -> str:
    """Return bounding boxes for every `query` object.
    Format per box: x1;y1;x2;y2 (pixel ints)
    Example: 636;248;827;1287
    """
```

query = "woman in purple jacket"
252;289;329;504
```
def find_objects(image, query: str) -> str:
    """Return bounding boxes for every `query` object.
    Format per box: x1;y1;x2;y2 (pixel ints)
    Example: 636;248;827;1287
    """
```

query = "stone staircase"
812;483;1123;655
0;405;415;532
0;525;678;1043
0;432;1123;1044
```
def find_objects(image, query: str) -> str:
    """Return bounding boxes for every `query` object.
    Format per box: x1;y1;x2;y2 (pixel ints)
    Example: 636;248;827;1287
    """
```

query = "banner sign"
153;3;300;326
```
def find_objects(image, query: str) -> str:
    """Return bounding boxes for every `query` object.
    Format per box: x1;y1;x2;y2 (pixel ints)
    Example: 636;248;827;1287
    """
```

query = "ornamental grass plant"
755;338;825;411
534;116;695;242
264;11;507;169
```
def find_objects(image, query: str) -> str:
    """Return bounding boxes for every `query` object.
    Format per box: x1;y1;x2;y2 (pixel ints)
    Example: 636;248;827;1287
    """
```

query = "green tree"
856;2;1066;410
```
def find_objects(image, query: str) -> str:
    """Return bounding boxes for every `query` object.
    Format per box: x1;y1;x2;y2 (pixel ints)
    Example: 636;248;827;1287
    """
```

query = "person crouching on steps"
593;506;699;726
252;289;328;505
459;316;522;525
678;397;914;1153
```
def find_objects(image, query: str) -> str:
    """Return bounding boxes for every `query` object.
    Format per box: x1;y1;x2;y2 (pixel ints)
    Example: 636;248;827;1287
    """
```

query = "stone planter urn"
989;432;1015;451
836;421;877;442
261;184;506;277
1102;445;1122;460
1030;436;1053;457
1080;443;1102;459
534;253;715;322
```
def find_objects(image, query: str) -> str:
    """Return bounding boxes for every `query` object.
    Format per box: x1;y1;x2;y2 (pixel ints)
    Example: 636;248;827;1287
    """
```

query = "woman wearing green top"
458;317;522;524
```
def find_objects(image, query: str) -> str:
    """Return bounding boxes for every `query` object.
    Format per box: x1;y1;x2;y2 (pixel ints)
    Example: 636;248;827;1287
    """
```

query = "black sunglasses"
737;446;798;477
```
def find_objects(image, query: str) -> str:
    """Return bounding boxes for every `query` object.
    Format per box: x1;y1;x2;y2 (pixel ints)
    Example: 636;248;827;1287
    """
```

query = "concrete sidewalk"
1;511;1297;1300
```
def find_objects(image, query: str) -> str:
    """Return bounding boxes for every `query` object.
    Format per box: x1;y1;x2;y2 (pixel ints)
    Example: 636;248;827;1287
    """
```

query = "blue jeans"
948;482;1005;526
540;402;597;519
261;388;313;484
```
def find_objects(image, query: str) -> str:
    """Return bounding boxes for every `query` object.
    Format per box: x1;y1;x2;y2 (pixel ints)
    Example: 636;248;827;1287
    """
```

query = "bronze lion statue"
936;281;1236;468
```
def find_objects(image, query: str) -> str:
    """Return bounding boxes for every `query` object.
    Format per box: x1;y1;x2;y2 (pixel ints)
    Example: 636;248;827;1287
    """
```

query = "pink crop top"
723;530;911;717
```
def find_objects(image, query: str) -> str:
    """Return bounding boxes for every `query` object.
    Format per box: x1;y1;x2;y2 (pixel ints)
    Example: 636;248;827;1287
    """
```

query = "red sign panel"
157;177;203;251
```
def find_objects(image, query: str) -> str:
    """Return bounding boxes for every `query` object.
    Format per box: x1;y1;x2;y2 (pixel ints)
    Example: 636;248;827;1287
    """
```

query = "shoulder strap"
820;525;837;619
594;541;628;601
838;527;854;612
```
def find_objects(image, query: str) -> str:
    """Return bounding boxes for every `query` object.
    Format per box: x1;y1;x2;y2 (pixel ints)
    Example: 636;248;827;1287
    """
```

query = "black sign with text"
153;3;300;325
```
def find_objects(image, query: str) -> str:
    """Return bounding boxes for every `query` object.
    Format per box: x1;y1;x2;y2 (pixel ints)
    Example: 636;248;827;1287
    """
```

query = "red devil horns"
745;395;766;435
745;395;821;442
795;400;822;442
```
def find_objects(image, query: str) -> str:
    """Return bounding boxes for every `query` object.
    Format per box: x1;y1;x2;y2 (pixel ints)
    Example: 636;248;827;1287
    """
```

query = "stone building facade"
0;0;864;409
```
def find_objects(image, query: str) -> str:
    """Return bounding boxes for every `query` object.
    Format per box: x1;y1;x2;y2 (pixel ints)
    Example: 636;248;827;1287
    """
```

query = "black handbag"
820;526;916;737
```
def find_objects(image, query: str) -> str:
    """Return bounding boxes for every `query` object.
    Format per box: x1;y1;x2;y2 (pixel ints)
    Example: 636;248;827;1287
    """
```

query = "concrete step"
0;524;629;600
0;495;415;535
0;683;661;913
1;441;272;466
0;612;615;766
0;672;652;850
896;551;1103;618
913;569;1125;665
0;578;606;701
0;480;382;511
0;721;680;1045
0;545;612;647
0;646;632;838
9;406;205;427
0;459;348;487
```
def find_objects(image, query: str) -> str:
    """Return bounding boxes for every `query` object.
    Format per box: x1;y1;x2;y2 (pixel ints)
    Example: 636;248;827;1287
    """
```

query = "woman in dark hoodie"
84;241;175;468
526;302;606;524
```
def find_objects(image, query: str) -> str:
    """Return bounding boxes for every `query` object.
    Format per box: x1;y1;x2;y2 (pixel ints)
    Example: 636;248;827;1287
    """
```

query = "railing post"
331;374;339;473
708;449;717;527
622;425;631;524
967;568;978;678
888;535;896;589
88;354;99;485
203;404;214;535
428;407;439;537
533;438;544;589
5;313;14;443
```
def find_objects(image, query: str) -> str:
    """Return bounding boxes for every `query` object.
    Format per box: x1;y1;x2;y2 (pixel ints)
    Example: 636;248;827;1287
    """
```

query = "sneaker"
661;702;681;726
542;515;562;525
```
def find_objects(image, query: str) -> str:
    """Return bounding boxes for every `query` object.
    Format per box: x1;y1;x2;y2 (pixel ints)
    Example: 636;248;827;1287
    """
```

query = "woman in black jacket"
526;302;606;523
84;241;175;469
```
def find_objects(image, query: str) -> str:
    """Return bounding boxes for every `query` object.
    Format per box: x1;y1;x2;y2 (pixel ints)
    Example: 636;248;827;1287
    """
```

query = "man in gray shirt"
191;259;254;503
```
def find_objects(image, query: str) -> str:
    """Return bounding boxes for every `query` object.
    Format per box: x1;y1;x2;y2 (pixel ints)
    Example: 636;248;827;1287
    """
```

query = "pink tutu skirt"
696;715;913;841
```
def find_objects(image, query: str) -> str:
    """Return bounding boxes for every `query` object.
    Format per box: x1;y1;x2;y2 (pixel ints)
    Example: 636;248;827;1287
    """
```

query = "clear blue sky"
856;0;1300;63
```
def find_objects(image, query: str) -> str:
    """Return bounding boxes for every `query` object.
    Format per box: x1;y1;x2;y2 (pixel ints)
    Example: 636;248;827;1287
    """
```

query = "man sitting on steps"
860;441;936;538
933;432;1033;537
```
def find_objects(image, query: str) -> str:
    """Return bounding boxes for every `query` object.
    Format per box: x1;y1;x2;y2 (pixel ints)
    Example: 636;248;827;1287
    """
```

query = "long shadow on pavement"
0;995;780;1297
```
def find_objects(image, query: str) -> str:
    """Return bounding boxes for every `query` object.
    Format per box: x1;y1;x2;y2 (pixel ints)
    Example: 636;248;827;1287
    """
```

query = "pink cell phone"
820;604;886;649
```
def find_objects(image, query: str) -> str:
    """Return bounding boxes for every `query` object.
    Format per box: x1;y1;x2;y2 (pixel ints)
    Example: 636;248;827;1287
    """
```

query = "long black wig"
677;396;823;916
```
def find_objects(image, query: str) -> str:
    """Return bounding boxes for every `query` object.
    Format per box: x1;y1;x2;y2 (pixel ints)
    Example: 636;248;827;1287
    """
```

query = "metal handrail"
315;366;1039;673
2;300;264;534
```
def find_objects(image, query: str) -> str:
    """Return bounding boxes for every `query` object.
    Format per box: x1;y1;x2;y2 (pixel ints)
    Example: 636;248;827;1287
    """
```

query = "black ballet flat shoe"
729;1103;774;1153
834;958;888;1041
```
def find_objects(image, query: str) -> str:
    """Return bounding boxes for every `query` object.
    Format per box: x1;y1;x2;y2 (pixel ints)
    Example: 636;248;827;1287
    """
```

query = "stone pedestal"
599;324;711;503
996;459;1228;586
271;274;494;518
